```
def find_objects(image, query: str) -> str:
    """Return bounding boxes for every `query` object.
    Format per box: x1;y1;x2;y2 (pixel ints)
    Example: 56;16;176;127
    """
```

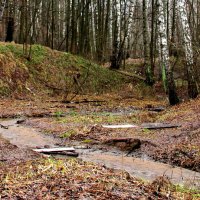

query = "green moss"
6;44;23;57
0;43;23;57
29;44;47;65
142;128;151;134
82;139;93;143
54;111;65;118
0;45;10;54
0;42;131;96
174;185;200;198
60;130;77;138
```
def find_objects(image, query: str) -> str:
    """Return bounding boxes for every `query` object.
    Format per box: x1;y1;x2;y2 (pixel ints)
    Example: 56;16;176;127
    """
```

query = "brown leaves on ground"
146;97;200;172
0;158;183;200
0;137;40;163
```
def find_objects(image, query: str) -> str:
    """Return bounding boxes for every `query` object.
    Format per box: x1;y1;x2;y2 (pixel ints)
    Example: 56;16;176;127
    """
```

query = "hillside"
0;42;127;98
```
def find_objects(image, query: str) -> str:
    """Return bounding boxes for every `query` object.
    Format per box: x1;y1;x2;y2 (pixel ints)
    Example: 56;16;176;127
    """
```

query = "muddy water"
0;119;59;148
79;152;200;188
0;119;200;189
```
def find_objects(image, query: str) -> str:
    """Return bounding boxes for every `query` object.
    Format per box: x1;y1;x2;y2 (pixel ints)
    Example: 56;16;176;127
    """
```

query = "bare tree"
177;0;199;98
157;0;179;105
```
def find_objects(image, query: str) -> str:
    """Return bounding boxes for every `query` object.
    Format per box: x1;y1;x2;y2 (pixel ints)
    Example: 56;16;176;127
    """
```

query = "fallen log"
104;138;135;143
42;151;79;157
33;147;75;153
111;69;146;81
141;123;180;129
62;100;107;104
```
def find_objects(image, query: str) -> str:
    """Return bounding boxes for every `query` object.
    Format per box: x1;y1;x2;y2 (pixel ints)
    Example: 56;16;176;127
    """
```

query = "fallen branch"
104;138;138;143
0;124;8;129
111;69;145;81
147;107;165;112
62;100;107;104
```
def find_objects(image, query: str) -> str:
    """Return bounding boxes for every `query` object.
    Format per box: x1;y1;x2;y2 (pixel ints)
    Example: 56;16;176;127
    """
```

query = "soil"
0;136;40;163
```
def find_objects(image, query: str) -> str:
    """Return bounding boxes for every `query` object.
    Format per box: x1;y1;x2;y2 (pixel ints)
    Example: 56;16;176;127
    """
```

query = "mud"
79;153;200;188
0;119;59;148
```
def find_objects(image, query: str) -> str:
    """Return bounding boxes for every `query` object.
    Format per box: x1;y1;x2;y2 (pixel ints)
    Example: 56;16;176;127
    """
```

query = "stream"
0;118;199;189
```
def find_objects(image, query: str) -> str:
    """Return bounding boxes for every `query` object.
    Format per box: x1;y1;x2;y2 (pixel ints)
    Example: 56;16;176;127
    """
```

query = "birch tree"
125;0;135;58
177;0;199;98
157;0;179;105
143;0;154;85
0;0;6;21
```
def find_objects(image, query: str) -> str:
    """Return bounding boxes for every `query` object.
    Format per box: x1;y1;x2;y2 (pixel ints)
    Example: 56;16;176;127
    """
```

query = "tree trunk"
110;0;121;69
143;0;154;85
5;17;14;42
157;0;179;105
177;0;199;98
0;0;6;21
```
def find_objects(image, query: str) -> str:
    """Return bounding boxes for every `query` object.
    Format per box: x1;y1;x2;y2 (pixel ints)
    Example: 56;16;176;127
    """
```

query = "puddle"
0;119;199;189
79;152;200;188
0;119;59;148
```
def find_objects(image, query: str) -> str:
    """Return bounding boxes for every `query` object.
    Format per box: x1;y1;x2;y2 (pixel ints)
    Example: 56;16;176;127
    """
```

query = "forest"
0;0;200;199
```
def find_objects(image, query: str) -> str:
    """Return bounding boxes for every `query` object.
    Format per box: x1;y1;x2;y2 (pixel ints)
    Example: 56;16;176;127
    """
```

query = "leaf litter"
0;94;200;199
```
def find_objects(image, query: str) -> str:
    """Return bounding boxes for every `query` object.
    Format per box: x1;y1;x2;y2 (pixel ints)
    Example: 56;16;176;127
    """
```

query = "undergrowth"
0;42;127;98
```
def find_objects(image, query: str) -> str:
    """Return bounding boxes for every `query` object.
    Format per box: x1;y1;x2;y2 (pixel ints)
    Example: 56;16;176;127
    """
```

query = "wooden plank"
33;147;75;153
102;123;180;130
42;151;79;157
102;124;139;129
141;123;180;129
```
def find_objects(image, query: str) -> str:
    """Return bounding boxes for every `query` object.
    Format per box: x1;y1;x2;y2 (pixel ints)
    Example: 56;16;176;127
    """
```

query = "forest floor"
0;42;200;199
0;93;200;199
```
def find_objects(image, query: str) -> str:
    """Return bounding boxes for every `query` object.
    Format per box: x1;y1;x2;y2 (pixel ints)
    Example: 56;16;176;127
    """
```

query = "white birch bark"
177;0;194;66
91;2;96;53
0;0;6;21
115;0;121;44
157;0;179;104
177;0;199;97
125;0;135;49
110;0;122;69
157;0;170;86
